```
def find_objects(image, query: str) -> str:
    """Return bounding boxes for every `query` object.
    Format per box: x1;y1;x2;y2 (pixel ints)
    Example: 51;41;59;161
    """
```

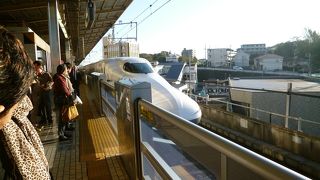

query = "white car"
232;66;243;70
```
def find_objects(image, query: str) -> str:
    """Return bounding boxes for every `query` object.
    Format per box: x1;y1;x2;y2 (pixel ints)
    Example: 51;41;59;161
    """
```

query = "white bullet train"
81;57;202;123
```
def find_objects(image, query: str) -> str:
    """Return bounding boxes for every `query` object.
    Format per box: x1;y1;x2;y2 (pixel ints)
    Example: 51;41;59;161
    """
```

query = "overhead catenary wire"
133;0;161;23
138;0;171;26
115;0;161;36
118;0;172;40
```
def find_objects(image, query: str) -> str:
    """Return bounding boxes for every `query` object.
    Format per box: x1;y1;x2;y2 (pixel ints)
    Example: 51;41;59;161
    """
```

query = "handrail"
138;99;309;180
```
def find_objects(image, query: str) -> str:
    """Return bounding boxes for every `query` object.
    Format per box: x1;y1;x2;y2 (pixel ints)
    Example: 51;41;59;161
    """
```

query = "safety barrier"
190;93;320;137
95;77;309;179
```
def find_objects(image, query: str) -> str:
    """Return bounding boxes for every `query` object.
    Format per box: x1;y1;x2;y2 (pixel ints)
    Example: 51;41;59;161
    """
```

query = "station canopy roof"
0;0;132;64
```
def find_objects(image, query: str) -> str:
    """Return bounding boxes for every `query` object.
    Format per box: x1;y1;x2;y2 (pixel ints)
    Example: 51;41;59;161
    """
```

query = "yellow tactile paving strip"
80;84;129;179
86;118;119;158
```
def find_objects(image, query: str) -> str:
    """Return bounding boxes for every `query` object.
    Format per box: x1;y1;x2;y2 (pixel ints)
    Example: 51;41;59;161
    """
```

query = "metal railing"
95;77;309;179
137;99;309;180
190;93;320;136
189;81;320;136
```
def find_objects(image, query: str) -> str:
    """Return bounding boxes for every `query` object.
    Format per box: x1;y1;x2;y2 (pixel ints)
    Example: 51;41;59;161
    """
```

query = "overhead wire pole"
118;0;172;39
113;22;138;41
106;0;171;59
115;0;160;36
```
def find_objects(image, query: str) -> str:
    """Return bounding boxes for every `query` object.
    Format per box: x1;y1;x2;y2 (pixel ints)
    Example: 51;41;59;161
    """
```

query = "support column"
48;0;61;73
285;83;292;128
65;39;71;63
78;37;85;60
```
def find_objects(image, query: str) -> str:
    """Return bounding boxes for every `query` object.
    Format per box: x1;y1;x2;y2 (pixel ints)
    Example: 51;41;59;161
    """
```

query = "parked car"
232;66;243;70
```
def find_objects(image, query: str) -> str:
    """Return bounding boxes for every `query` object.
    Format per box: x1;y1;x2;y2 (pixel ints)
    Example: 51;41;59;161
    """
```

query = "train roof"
79;57;151;69
107;57;149;63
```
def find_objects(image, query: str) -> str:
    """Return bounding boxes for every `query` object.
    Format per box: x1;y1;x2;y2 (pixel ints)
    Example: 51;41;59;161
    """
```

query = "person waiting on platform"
64;62;77;131
33;60;54;126
0;26;51;179
65;62;80;96
53;64;72;141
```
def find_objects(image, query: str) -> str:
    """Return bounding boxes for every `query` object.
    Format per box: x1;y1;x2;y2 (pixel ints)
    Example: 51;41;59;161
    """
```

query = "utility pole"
308;53;311;76
189;56;192;95
308;38;312;76
112;21;138;41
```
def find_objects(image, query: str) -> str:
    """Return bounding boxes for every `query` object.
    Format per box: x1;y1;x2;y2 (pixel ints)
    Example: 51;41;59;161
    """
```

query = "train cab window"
123;63;153;73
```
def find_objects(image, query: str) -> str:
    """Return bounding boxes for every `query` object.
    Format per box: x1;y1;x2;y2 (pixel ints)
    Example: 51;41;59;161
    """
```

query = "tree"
179;56;198;64
304;29;320;72
153;52;167;63
272;28;320;72
140;53;154;61
311;40;320;72
273;42;295;59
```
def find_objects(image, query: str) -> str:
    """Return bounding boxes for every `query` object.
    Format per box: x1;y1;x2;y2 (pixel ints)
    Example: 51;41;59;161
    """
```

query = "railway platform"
39;84;128;180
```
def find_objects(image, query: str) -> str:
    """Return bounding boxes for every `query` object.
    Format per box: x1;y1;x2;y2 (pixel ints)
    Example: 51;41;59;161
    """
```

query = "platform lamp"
85;0;96;29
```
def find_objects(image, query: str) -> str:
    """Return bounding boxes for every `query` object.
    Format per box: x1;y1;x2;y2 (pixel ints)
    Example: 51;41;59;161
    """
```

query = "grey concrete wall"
231;89;320;136
200;105;320;163
251;92;320;136
290;93;320;135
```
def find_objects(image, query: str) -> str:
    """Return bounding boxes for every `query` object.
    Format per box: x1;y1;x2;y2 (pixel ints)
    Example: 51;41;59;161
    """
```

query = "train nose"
179;95;202;123
145;73;202;123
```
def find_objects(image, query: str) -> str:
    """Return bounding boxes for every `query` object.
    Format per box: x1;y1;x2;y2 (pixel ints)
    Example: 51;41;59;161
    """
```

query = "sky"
81;0;320;65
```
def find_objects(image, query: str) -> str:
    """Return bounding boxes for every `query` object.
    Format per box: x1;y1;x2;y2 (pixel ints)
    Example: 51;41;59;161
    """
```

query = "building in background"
207;48;234;67
103;37;139;58
181;48;196;60
183;63;198;92
254;54;283;71
237;44;267;55
233;51;250;68
166;53;179;62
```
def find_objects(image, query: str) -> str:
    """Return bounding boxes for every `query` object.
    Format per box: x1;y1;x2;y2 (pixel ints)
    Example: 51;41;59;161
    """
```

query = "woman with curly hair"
0;26;51;179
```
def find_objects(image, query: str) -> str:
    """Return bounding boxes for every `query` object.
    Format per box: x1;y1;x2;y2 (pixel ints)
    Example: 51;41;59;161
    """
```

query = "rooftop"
230;79;320;92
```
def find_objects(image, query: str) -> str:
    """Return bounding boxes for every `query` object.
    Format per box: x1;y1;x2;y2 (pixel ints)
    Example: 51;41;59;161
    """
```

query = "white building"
166;53;179;62
103;37;139;58
238;44;267;55
233;51;250;67
254;54;283;71
183;63;198;92
207;48;233;67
